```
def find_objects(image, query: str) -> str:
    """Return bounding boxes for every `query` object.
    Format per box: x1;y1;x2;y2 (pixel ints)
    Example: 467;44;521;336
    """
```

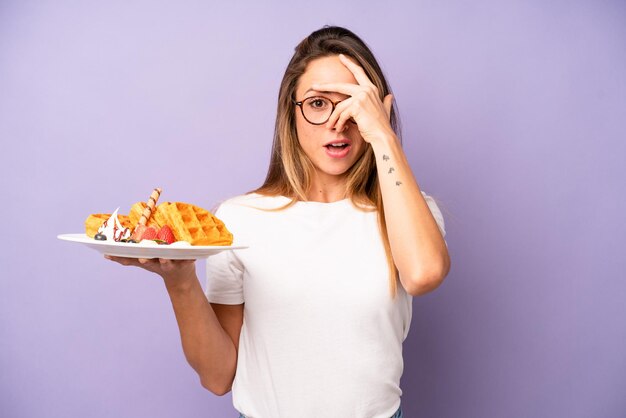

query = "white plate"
58;233;247;260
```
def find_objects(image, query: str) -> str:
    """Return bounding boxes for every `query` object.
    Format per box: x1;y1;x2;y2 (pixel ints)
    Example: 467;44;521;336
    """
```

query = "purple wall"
2;1;625;417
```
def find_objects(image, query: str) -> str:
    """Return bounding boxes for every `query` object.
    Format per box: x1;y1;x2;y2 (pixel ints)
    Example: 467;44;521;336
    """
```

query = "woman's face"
294;55;367;183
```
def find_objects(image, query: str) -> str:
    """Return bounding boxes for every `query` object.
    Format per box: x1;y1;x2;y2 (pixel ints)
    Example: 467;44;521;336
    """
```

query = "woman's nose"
331;118;355;132
332;122;348;132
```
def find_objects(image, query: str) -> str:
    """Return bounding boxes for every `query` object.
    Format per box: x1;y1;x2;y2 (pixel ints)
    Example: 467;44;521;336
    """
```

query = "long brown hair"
254;26;402;296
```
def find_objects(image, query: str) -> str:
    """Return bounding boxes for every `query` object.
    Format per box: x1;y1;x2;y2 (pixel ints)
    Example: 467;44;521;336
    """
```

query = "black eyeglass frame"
293;96;346;126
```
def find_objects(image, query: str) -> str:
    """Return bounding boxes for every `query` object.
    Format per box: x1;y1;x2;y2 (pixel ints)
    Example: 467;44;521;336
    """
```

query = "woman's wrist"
368;129;400;153
162;271;200;295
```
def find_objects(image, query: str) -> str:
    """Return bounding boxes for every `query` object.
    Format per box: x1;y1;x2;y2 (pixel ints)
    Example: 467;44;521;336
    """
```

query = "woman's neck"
306;173;347;203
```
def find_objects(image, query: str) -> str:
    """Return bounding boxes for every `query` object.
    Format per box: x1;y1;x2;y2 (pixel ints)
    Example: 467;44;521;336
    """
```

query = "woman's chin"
310;162;346;177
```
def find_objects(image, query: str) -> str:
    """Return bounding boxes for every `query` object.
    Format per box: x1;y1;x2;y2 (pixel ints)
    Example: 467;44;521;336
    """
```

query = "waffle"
128;202;162;229
85;213;132;238
154;202;233;246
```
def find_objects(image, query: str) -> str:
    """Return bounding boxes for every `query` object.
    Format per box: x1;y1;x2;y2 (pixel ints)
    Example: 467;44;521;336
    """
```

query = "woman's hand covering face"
312;54;394;144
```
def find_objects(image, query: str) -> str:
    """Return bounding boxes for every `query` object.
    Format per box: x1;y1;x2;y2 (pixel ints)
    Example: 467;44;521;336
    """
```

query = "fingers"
156;258;196;267
105;254;137;266
311;82;360;97
156;258;197;277
335;111;354;133
338;54;372;87
326;90;389;132
104;254;195;266
325;99;351;130
104;254;158;269
157;258;178;271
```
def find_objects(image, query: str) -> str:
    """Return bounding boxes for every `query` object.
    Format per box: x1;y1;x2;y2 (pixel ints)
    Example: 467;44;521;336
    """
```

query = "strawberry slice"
156;225;176;244
141;226;158;241
130;225;157;242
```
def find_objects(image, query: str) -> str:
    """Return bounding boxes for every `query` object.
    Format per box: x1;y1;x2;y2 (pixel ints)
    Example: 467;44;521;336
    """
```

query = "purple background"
1;1;625;417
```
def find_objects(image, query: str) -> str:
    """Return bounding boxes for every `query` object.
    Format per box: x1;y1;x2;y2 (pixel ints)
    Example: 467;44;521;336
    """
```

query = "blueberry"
94;233;107;241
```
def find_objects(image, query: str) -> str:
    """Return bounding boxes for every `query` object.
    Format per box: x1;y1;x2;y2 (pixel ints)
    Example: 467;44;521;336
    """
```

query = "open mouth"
324;143;349;150
324;140;352;158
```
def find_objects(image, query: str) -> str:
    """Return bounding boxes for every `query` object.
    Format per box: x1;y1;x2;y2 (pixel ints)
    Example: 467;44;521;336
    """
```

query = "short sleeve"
421;191;446;238
205;205;245;304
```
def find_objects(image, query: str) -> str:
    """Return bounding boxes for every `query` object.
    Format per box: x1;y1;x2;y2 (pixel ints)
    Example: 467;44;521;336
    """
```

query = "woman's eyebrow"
303;87;334;95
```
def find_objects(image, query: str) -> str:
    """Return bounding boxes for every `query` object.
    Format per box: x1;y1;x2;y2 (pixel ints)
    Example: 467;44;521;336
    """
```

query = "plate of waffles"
61;188;247;260
58;233;248;260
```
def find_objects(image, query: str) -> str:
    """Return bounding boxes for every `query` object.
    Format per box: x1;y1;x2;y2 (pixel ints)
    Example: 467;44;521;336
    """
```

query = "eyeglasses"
293;96;345;125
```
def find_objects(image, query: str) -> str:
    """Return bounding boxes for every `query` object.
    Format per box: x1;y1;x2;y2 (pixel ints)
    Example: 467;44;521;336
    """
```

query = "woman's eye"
306;98;329;110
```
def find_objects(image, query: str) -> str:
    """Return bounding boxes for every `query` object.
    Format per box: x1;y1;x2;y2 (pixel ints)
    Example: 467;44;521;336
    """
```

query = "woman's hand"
312;54;395;144
104;255;197;290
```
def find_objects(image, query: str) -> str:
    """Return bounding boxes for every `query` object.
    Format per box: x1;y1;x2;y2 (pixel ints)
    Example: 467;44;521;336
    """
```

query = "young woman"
107;26;450;418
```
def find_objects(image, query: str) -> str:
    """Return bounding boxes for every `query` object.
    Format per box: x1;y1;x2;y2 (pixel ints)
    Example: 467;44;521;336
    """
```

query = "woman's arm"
316;54;451;295
105;256;243;394
369;136;450;296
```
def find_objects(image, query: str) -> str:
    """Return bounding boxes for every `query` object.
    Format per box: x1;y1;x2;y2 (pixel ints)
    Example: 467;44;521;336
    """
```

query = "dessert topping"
96;208;131;242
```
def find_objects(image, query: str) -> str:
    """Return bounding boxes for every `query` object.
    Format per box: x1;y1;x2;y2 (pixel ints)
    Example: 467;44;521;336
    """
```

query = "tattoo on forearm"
381;154;401;186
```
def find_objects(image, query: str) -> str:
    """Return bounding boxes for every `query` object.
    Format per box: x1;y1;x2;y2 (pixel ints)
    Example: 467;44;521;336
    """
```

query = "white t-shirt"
206;192;446;418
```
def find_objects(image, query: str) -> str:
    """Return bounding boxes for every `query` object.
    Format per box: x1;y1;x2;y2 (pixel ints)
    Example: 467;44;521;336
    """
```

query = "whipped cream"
169;241;191;247
97;208;131;242
138;240;160;246
131;237;189;246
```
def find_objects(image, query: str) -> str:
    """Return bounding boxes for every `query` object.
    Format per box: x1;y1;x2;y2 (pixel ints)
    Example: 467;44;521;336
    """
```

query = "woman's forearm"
163;276;238;394
370;133;451;296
